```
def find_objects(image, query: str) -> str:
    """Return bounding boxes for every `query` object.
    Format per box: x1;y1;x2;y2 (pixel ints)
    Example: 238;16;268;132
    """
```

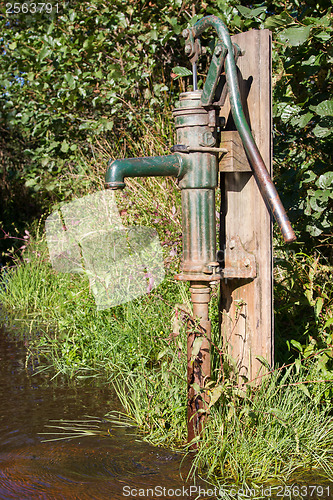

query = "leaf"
65;73;76;89
301;170;316;186
61;140;69;153
207;385;223;408
317;172;333;189
279;26;311;46
303;344;315;358
298;384;310;398
233;388;247;398
280;104;301;123
264;12;291;29
291;112;313;128
313;116;333;137
191;336;204;363
172;66;192;78
309;190;327;213
306;224;323;236
324;318;333;330
191;382;201;394
315;31;332;42
256;356;271;370
25;178;38;187
290;339;303;352
313;99;333;117
236;5;266;19
38;46;52;62
315;297;324;318
104;121;114;131
157;348;168;361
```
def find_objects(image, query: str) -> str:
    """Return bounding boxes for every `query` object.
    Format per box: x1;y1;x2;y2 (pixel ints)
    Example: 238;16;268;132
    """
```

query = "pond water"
0;324;203;500
1;323;332;500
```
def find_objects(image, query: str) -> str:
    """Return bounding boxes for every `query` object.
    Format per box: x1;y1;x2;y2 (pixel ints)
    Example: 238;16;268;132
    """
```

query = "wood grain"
219;30;273;381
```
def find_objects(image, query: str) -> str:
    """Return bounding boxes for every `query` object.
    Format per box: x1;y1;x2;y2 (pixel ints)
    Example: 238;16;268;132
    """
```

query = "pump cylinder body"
173;91;218;279
173;91;218;447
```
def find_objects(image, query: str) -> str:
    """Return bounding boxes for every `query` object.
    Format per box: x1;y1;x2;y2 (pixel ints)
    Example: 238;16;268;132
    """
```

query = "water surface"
0;325;200;499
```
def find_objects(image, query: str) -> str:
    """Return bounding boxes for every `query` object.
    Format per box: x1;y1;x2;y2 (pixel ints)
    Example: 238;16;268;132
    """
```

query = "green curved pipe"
190;16;296;243
105;153;184;189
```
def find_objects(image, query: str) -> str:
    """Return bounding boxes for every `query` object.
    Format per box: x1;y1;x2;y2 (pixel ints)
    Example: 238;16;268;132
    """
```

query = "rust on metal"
187;283;211;447
183;15;296;244
173;91;219;284
222;235;257;279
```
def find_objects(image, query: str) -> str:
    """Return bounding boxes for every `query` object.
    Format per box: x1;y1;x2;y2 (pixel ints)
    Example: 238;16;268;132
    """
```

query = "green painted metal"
181;189;216;275
105;90;219;281
172;91;219;279
105;154;184;190
185;16;296;243
201;44;227;106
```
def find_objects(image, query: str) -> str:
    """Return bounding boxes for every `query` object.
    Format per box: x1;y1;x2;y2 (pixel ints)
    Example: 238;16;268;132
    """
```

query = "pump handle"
183;16;296;243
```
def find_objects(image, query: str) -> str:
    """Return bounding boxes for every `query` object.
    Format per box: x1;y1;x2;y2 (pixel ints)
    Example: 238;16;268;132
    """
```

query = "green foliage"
0;0;189;194
0;0;332;255
192;361;333;490
269;6;333;252
274;249;333;368
1;222;332;487
111;320;333;488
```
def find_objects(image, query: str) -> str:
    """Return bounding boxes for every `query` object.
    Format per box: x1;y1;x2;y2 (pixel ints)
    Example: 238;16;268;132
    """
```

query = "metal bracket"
222;235;256;279
174;237;256;282
171;144;228;154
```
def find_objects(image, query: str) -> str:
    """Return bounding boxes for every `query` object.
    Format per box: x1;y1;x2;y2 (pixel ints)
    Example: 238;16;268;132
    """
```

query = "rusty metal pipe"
187;283;211;447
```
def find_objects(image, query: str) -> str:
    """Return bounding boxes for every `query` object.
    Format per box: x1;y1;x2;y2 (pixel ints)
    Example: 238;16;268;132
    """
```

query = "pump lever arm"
183;16;296;243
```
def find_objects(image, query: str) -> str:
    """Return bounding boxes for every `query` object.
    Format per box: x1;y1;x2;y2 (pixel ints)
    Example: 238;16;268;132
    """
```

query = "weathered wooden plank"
219;30;273;381
219;131;251;172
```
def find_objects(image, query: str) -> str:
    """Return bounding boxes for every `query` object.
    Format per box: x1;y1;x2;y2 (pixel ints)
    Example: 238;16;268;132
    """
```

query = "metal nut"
182;28;189;39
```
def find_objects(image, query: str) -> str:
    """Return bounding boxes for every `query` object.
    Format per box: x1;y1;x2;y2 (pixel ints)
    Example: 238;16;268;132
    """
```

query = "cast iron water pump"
105;15;296;445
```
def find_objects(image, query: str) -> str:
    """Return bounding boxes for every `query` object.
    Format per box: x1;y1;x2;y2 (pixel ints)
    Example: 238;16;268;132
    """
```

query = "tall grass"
110;355;333;491
1;109;333;491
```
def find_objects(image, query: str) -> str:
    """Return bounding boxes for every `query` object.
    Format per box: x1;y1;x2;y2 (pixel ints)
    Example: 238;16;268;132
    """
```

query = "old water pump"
105;15;296;444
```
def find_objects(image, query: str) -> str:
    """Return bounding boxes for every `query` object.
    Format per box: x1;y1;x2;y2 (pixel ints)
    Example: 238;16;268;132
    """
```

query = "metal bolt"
244;258;251;268
219;117;226;128
205;261;220;275
182;28;189;39
229;240;235;250
185;44;192;55
215;45;222;57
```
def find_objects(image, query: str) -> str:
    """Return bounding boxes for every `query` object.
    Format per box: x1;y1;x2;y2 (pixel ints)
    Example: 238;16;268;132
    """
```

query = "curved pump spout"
105;154;184;190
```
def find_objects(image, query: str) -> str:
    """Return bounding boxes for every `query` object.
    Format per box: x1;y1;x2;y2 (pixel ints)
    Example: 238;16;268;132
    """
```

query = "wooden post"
219;30;273;381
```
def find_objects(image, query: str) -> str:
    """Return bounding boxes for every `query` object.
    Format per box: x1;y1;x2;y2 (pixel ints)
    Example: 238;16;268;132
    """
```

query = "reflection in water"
0;326;200;500
2;326;330;500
